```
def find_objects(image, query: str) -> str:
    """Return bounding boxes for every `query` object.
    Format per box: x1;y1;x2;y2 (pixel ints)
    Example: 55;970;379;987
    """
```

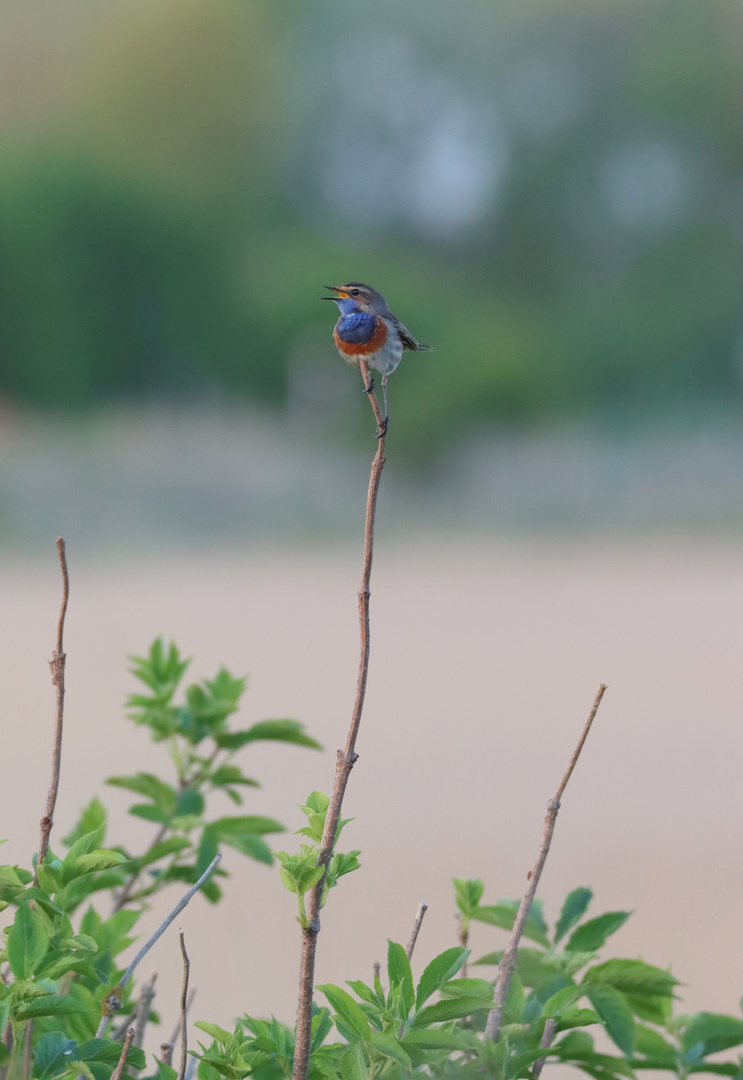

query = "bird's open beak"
321;285;348;300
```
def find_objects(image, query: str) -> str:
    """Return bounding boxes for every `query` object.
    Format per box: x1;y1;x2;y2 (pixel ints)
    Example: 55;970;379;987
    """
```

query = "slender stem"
532;1018;558;1079
169;990;196;1047
405;902;428;961
177;932;190;1080
37;538;70;871
110;1029;135;1080
160;1046;174;1068
95;855;221;1039
292;362;387;1080
132;974;157;1053
484;684;607;1043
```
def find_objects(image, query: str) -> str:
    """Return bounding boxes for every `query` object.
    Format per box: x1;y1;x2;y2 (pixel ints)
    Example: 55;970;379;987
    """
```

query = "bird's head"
322;282;389;316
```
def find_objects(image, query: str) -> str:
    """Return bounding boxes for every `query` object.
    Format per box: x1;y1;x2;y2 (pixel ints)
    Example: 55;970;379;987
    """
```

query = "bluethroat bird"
323;282;432;426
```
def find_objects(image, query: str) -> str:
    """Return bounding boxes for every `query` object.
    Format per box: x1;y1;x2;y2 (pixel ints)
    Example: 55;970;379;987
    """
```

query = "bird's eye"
351;289;360;296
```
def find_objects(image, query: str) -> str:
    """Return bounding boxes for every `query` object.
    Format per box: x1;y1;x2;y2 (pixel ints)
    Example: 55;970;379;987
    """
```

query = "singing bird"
323;282;432;425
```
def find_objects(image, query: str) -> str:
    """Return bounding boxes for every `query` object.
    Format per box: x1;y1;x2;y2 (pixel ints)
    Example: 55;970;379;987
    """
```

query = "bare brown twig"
111;1029;135;1080
160;1045;174;1068
484;684;607;1044
177;931;190;1080
169;989;196;1047
292;362;387;1080
37;538;69;873
405;902;429;961
532;1018;557;1078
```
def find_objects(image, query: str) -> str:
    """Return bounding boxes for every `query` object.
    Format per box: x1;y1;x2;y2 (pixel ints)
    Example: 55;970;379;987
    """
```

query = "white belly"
368;333;404;376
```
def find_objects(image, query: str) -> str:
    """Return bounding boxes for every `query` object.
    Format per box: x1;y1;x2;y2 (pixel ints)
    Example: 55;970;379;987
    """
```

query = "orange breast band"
334;317;388;356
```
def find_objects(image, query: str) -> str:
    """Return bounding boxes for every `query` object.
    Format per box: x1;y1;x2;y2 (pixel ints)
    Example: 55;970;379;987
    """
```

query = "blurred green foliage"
0;0;739;454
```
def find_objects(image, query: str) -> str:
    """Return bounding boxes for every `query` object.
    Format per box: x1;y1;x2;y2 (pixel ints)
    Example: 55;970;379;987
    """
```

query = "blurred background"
0;0;741;1061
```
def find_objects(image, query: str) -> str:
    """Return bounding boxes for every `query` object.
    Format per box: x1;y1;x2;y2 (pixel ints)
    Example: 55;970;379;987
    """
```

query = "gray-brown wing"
388;314;434;352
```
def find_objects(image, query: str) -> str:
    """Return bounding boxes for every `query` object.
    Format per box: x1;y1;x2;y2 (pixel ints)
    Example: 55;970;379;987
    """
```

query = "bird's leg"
362;374;375;395
382;375;389;424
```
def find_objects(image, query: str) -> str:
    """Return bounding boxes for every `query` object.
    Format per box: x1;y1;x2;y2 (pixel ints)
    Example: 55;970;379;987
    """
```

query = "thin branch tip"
484;685;607;1044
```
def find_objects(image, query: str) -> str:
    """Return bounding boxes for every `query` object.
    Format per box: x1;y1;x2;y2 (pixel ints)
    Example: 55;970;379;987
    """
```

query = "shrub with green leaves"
1;642;740;1080
0;639;320;1080
193;879;742;1080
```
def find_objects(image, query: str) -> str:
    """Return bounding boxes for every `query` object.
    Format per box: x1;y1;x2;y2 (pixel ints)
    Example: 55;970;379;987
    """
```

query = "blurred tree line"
0;0;739;454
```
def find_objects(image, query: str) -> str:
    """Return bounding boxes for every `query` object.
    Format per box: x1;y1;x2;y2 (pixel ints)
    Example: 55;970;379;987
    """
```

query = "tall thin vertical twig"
292;362;387;1080
484;684;607;1044
37;538;69;871
177;932;190;1080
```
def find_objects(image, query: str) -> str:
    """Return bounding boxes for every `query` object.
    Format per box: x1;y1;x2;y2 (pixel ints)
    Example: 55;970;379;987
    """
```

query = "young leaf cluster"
273;793;361;928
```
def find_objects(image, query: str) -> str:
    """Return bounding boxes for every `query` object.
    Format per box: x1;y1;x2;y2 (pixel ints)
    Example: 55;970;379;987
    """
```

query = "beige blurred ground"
0;536;741;1055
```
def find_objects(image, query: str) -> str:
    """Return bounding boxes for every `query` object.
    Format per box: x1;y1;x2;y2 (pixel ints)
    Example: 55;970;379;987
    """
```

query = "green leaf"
585;983;635;1057
583;959;677;997
65;851;129;880
76;1039;146;1070
473;901;550;947
413;995;494;1026
504;972;525;1023
211;767;258;788
211;815;285;837
215;719;321;750
634;1024;676;1061
318;984;371;1042
137;837;191;868
34;1032;78;1079
7;901;49;978
311;1007;334;1054
339;1042;368;1080
682;1013;743;1056
64;826;105;867
439;978;494;1001
541;985;583;1017
566;911;631;953
63;800;107;849
402;1029;470;1051
453;878;484;918
14;993;89;1019
553;1030;595;1059
387;941;414;1018
194;1022;234;1044
129;639;189;695
129;804;171;824
346;981;378;1006
554;887;593;943
369;1031;411;1069
415;947;469;1008
176;787;205;817
107;774;177;815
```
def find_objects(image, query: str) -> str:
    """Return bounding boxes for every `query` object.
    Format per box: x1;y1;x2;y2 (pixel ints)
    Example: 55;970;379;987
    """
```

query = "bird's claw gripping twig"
376;418;388;439
363;377;375;395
